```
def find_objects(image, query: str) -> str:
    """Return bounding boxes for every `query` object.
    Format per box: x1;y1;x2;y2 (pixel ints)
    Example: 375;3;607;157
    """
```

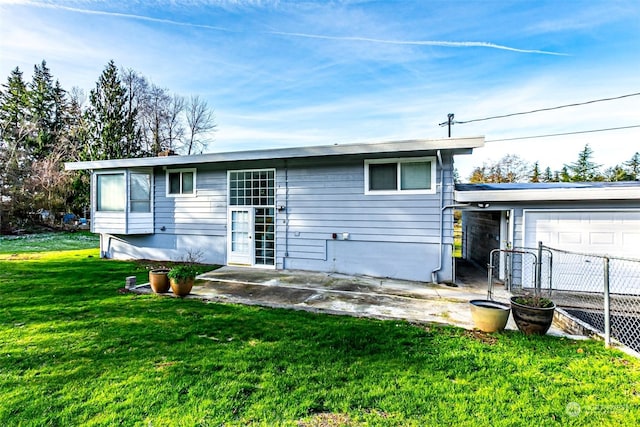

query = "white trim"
94;170;126;213
364;156;437;195
166;168;197;197
92;168;154;235
455;186;640;202
226;168;277;268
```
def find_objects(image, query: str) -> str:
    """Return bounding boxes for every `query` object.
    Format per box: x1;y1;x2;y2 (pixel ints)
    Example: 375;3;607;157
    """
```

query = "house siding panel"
277;155;455;281
98;151;457;282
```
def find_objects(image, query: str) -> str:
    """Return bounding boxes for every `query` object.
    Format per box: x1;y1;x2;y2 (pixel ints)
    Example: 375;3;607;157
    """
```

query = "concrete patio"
131;262;575;337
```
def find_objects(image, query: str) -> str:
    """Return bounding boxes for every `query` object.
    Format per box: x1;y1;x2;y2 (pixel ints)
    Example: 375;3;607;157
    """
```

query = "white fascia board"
65;136;484;171
455;187;640;203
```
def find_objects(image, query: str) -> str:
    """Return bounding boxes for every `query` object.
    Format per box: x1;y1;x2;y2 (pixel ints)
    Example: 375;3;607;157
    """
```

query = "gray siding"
277;155;455;281
101;151;458;282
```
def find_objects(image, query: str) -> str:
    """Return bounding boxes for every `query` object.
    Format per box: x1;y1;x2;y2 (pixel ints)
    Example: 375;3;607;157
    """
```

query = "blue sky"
1;0;639;180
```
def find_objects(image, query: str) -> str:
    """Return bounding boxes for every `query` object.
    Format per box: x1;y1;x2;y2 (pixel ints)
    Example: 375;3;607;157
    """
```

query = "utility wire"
485;124;640;143
456;92;640;124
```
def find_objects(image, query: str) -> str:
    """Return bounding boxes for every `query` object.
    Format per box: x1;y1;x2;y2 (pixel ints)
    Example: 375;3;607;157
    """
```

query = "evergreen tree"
0;67;31;231
542;166;554;182
604;165;633;182
529;161;541;183
27;60;58;160
559;166;571;182
623;152;640;180
565;144;602;182
85;60;138;160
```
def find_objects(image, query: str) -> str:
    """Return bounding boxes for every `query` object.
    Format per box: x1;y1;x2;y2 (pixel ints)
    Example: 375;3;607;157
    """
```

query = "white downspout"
431;150;445;283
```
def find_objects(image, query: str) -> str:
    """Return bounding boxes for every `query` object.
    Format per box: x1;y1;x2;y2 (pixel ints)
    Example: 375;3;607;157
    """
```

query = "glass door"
228;208;252;265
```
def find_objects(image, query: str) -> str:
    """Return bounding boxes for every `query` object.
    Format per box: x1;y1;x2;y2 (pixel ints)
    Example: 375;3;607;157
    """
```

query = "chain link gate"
487;245;552;300
540;244;640;354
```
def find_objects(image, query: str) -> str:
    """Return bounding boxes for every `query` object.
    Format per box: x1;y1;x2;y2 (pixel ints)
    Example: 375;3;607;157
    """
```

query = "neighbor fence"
540;243;640;353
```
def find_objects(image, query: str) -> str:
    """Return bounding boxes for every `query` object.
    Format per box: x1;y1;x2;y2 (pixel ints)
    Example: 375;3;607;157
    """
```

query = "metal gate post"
604;256;611;348
536;241;543;292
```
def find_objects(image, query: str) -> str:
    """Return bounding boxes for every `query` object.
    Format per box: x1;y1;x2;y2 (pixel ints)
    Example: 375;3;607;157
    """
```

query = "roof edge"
65;136;485;171
455;186;640;202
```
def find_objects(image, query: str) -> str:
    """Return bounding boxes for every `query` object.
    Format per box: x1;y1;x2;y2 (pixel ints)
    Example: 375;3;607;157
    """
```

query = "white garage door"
524;210;640;293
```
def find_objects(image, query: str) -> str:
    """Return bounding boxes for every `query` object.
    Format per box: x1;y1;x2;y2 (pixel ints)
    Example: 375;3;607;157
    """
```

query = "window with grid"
229;170;275;206
166;168;195;196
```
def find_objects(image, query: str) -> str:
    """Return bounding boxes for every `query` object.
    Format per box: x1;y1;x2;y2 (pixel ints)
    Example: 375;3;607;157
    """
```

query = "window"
365;157;435;194
130;173;151;212
97;174;125;211
167;169;196;196
96;170;152;213
229;169;275;206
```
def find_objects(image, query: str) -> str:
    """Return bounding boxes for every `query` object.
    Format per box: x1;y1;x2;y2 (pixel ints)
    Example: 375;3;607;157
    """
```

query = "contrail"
267;31;568;56
16;1;237;33
18;1;568;56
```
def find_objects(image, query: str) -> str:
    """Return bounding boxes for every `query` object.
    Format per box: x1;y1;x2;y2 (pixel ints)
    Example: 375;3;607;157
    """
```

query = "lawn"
1;235;639;426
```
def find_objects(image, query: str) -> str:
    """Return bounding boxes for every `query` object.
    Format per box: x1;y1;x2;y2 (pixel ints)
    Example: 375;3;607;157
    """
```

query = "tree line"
0;60;216;232
468;144;640;183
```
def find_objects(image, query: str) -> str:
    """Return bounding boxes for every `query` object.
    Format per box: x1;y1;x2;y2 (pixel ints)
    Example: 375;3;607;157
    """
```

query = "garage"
523;210;640;257
455;182;640;291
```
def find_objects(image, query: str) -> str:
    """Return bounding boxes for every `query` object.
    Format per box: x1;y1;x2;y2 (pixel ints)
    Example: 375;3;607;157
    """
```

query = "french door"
227;169;276;267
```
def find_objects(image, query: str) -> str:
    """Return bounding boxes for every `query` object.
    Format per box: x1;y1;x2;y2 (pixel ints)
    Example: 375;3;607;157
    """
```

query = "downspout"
431;150;445;283
283;161;289;269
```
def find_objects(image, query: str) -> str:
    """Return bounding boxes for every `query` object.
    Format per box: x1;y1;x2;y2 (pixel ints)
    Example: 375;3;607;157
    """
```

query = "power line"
485;124;640;143
456;92;640;124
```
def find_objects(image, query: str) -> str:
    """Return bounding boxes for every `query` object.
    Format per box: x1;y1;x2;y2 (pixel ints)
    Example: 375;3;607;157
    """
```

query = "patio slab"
132;266;577;338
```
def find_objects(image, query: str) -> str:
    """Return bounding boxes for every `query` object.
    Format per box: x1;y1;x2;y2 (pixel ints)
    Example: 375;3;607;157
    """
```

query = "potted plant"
469;299;511;333
149;268;171;293
510;293;556;335
167;264;199;297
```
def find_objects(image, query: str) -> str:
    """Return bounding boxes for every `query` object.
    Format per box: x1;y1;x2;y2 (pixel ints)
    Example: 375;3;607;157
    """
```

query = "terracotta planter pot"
149;269;170;293
170;277;194;297
469;300;511;333
510;296;556;335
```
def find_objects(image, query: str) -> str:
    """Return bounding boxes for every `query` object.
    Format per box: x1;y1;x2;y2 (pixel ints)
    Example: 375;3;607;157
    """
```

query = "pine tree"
604;165;633;182
565;144;602;182
530;161;541;183
0;67;30;231
27;60;58;160
85;60;138;160
623;152;640;180
542;166;554;182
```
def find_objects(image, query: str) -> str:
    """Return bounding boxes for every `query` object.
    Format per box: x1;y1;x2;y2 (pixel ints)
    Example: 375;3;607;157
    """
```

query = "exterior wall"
461;210;501;267
277;154;455;282
101;165;227;265
99;151;457;282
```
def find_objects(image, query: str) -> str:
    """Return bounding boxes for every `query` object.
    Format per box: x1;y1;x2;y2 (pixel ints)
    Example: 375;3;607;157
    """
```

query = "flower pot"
149;269;170;293
510;296;556;336
170;277;194;297
469;300;511;333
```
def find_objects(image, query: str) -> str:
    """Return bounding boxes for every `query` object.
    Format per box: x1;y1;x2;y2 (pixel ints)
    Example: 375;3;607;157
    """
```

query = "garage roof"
455;181;640;202
65;136;484;171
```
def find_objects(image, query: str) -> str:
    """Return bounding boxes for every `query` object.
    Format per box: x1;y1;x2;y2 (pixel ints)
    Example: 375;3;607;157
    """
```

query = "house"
65;137;485;283
455;182;640;290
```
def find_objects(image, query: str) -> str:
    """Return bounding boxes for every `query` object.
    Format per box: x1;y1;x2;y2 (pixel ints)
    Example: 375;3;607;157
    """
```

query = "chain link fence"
540;244;640;353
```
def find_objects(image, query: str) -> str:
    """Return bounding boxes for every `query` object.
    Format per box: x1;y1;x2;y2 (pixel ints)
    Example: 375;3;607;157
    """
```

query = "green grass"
0;231;100;254
1;242;640;425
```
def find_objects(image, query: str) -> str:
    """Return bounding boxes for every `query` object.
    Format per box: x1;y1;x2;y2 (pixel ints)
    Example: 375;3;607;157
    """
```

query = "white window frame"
166;168;197;197
95;171;126;212
364;157;436;195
